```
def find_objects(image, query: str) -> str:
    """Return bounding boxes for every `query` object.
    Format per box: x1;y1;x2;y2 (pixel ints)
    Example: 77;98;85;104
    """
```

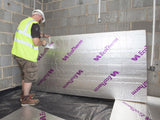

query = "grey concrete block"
76;15;96;25
47;1;60;11
23;6;32;16
13;56;18;65
148;71;158;85
0;33;12;44
52;27;68;36
0;56;11;67
0;9;11;22
24;0;30;7
147;7;160;20
67;17;79;26
43;19;53;29
68;26;86;35
30;1;41;9
146;33;152;46
36;1;42;9
86;15;96;25
0;21;12;32
43;27;53;35
41;0;53;3
38;0;42;2
99;11;118;23
155;59;160;72
30;0;34;8
107;22;130;32
155;33;160;45
0;45;12;55
87;2;106;14
148;84;160;97
157;0;160;5
53;9;69;18
12;66;21;76
120;9;146;22
146;45;159;71
147;45;151;67
69;5;85;17
61;0;76;9
76;0;95;5
108;0;131;11
52;17;67;28
132;0;153;8
44;11;53;20
132;21;160;32
4;0;22;13
13;74;22;87
147;71;160;97
146;33;160;46
12;13;26;23
0;68;2;79
133;0;160;7
45;16;67;28
3;67;12;77
0;78;12;90
67;15;96;26
77;16;86;25
152;61;159;71
86;24;105;33
154;46;160;60
11;23;18;33
43;3;47;11
14;0;24;4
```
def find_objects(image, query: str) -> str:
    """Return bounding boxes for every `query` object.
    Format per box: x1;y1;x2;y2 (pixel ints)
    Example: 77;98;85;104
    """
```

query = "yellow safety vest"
12;17;39;62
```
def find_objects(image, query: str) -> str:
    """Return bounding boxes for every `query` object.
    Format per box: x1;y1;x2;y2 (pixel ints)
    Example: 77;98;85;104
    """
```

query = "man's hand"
41;33;50;38
33;38;46;46
44;34;50;38
42;40;47;46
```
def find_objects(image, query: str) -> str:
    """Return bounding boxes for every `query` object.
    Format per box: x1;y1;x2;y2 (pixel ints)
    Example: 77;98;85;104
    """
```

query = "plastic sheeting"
0;89;114;120
35;91;114;120
34;30;147;103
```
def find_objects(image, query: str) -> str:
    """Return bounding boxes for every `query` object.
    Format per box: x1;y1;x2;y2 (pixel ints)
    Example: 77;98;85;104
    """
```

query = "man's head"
32;9;45;24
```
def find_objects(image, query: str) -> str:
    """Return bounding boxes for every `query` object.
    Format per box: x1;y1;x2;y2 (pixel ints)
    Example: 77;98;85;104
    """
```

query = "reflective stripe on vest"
14;38;38;50
12;17;39;62
16;20;35;39
16;29;32;39
15;19;37;49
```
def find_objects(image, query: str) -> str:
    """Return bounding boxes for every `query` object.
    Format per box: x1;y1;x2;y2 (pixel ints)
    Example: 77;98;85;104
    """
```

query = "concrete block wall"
0;0;42;91
42;0;160;97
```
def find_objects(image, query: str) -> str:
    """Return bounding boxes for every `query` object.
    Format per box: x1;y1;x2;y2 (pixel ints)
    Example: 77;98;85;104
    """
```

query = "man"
11;9;49;106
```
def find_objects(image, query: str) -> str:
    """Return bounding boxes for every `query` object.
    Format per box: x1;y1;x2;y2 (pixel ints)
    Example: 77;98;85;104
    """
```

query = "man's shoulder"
32;23;40;29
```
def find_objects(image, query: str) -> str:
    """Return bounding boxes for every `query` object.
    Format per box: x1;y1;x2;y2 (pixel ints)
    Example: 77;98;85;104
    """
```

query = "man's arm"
33;38;46;46
40;33;50;38
31;24;47;46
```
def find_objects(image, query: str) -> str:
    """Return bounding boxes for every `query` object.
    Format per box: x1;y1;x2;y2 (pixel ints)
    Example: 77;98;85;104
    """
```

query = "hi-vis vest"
12;17;39;62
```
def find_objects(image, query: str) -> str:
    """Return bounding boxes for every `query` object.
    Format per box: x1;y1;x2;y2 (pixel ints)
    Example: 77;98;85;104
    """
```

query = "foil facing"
34;30;147;103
